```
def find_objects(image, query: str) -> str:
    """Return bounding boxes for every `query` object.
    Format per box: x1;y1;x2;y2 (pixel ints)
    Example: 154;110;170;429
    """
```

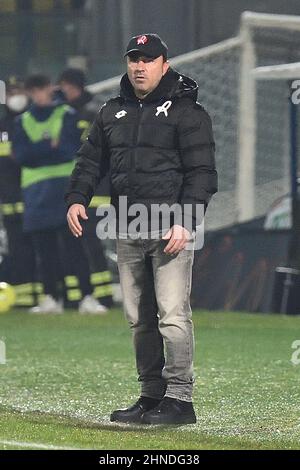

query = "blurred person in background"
58;68;98;128
58;68;115;299
12;74;107;315
0;76;32;285
57;68;110;196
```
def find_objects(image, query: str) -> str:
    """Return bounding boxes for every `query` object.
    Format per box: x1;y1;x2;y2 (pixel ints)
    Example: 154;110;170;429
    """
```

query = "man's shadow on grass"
4;406;193;433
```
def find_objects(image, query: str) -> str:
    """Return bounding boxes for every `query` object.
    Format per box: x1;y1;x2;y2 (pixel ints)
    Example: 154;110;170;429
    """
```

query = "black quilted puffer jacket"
65;67;218;230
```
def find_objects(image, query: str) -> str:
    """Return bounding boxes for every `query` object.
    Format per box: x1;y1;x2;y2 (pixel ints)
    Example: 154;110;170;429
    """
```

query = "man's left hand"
162;224;192;255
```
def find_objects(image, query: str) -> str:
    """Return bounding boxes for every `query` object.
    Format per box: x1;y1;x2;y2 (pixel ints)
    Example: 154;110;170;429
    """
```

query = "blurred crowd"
0;69;114;314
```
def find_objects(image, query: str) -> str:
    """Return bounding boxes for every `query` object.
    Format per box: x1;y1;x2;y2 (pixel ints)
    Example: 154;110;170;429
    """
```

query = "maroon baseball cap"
124;33;168;60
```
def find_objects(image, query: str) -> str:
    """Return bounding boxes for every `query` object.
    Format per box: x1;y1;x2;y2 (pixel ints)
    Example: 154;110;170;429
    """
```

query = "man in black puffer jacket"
65;34;218;425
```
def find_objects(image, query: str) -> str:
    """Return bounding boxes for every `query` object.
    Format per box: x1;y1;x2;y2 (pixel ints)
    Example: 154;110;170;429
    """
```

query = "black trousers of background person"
31;224;93;301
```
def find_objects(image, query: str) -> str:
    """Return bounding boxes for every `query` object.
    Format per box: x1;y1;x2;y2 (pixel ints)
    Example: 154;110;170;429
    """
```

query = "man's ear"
162;60;170;75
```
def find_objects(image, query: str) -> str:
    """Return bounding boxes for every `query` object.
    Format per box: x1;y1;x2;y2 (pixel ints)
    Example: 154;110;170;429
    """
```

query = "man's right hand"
67;204;88;237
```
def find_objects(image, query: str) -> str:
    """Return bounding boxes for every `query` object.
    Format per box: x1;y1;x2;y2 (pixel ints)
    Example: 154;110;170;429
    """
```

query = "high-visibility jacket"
13;103;81;232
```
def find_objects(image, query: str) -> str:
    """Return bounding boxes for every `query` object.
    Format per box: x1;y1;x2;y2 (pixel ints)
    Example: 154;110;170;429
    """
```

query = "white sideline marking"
0;439;83;450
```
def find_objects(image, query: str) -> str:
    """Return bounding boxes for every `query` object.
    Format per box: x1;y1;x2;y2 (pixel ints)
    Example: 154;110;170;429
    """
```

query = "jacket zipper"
132;100;143;160
130;100;143;169
128;100;143;202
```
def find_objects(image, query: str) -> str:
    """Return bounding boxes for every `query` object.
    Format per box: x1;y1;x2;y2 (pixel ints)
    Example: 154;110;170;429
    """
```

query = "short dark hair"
24;74;51;91
58;68;86;89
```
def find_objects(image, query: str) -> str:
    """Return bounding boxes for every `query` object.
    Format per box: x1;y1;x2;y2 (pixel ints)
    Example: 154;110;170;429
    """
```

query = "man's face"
59;81;81;102
27;85;53;106
127;54;169;97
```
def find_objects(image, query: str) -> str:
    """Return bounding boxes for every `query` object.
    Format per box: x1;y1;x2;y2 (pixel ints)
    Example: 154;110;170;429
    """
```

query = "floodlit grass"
0;309;300;449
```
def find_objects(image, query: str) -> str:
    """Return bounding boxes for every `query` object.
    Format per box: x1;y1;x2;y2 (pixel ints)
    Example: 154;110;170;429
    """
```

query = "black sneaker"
110;396;161;424
141;397;197;425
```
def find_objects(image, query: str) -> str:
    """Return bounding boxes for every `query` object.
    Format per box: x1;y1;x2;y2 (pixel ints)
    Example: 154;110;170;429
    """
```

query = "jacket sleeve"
177;101;218;231
64;106;109;208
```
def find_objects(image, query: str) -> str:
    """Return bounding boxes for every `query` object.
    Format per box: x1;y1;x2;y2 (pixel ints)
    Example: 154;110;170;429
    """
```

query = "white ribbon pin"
155;100;172;117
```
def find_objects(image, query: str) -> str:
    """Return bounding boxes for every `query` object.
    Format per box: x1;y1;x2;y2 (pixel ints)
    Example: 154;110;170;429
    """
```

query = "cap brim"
124;49;160;59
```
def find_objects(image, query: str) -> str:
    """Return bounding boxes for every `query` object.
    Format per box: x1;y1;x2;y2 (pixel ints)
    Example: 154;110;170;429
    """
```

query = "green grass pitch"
0;309;300;450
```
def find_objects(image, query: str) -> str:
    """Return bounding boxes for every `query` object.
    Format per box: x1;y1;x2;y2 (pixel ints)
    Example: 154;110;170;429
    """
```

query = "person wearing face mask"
0;77;35;295
0;77;28;206
6;90;29;115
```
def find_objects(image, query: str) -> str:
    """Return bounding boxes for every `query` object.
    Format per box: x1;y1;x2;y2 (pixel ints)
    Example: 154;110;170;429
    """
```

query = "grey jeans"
116;232;195;402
